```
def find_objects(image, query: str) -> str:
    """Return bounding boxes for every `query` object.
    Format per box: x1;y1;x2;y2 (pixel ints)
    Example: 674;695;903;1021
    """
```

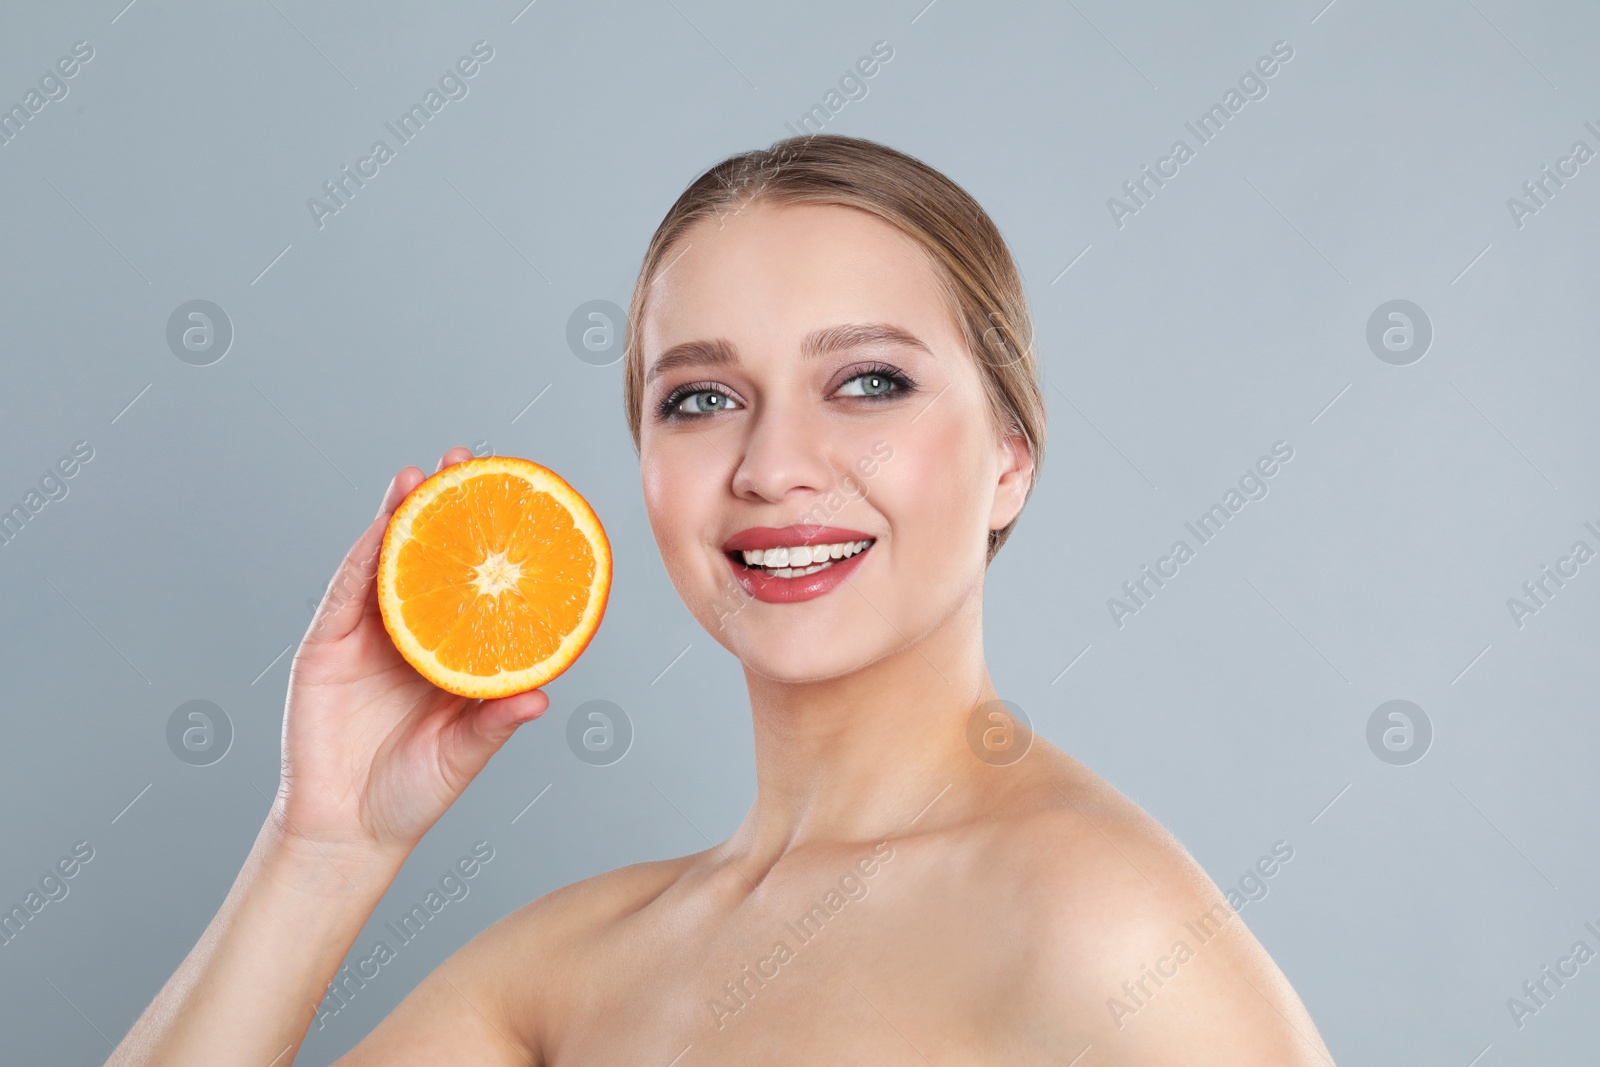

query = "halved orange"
377;456;611;698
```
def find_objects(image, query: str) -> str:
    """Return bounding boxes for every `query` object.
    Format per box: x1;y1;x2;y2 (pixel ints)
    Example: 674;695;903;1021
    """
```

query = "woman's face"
638;200;1032;682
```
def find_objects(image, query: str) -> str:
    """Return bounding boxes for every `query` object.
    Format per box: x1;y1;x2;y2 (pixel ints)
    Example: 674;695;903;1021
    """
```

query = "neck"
726;588;999;867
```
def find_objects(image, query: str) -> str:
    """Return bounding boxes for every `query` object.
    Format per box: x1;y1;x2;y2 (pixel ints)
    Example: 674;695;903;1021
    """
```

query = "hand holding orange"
275;448;594;859
377;456;612;699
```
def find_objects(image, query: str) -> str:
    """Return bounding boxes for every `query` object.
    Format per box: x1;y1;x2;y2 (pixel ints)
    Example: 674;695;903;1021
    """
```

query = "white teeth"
735;539;875;576
772;562;831;578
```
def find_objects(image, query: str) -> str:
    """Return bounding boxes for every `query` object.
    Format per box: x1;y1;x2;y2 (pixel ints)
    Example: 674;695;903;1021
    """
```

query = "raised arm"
106;447;550;1067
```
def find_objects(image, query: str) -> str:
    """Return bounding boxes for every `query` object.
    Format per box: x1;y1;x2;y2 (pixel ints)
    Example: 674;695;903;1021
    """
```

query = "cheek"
641;450;690;556
641;439;726;566
875;416;992;567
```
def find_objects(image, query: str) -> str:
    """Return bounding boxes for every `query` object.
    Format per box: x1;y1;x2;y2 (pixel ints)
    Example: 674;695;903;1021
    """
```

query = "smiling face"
637;200;1032;682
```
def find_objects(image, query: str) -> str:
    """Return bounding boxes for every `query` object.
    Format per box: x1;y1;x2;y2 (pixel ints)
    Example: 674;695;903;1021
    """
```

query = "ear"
988;427;1035;534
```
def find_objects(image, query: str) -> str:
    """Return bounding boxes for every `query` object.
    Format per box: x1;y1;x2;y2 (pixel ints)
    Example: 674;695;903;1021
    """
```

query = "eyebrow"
644;322;935;385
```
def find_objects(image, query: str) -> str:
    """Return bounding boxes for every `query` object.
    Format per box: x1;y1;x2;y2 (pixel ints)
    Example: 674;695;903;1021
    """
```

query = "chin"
732;642;877;684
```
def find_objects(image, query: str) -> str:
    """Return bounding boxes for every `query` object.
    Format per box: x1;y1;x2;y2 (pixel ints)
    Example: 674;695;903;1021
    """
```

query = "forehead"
640;201;962;360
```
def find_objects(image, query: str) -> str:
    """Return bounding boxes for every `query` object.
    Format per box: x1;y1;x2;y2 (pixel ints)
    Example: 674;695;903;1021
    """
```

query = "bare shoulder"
483;849;705;961
976;748;1335;1065
333;851;704;1066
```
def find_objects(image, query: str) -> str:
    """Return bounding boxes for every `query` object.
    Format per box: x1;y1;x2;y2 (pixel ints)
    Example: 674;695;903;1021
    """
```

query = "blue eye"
837;371;901;398
659;385;741;419
653;363;916;422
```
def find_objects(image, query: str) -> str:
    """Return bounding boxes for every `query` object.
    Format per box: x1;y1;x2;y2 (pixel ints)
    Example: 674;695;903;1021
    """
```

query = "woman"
108;135;1335;1064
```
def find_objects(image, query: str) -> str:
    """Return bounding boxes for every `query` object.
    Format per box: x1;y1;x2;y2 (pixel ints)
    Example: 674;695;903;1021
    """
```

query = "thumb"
307;466;423;645
441;688;551;781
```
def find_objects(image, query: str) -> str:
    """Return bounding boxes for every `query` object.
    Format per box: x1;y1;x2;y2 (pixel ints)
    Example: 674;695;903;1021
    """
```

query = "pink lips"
721;525;876;604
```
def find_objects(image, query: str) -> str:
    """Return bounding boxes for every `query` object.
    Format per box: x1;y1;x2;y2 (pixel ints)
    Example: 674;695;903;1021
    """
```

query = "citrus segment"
377;456;611;698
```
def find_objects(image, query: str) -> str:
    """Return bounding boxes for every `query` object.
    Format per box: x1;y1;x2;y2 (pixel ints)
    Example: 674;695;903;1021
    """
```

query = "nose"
729;395;838;504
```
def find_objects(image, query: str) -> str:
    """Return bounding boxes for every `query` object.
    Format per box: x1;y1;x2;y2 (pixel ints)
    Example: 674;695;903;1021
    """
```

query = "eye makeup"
653;361;917;422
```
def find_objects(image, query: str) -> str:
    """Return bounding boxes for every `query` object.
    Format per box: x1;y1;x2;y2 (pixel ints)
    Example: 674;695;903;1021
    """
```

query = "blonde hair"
622;134;1045;563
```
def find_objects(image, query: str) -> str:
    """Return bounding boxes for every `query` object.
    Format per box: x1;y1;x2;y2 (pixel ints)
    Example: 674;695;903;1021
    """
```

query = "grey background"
1;0;1595;1063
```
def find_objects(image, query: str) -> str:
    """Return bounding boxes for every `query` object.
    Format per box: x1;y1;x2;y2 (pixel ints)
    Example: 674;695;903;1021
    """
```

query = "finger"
376;466;425;521
441;688;551;778
309;466;425;644
436;446;475;473
477;687;551;730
